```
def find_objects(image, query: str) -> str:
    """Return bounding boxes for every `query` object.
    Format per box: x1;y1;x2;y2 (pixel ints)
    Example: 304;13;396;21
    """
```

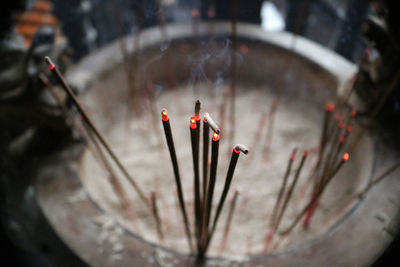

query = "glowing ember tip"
161;109;169;121
343;153;349;161
45;56;55;70
346;125;352;133
351;109;357;118
325;103;335;112
190;117;197;129
340;136;345;143
191;9;199;17
339;122;345;129
234;144;249;155
303;150;309;157
207;9;215;18
212;132;220;142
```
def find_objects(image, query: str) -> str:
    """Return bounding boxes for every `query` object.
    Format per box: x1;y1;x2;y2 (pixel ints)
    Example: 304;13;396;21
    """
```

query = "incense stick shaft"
162;119;193;251
45;57;148;207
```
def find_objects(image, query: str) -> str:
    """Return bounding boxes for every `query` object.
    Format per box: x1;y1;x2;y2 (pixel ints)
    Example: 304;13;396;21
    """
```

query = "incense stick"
190;116;202;250
269;148;297;228
161;109;194;251
44;56;149;207
151;191;164;243
218;189;240;254
202;115;210;207
280;153;349;235
200;131;220;256
206;144;248;251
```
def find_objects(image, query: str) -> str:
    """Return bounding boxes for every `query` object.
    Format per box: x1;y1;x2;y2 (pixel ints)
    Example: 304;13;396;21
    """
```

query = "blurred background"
1;0;399;266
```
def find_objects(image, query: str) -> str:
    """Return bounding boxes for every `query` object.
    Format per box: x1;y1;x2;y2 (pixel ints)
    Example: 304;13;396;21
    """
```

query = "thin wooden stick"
202;116;210;207
206;145;248;251
218;189;240;254
45;57;149;207
269;149;297;228
264;150;308;250
200;131;220;256
190;117;202;250
280;153;349;235
151;191;164;243
161;109;194;251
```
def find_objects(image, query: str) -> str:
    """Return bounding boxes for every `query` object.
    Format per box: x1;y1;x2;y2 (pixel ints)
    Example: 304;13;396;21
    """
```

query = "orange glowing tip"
161;109;169;121
195;113;201;121
234;147;240;153
44;56;55;70
208;9;216;18
303;150;309;157
203;113;208;123
338;121;345;129
346;125;352;133
351;109;357;118
190;117;197;129
335;114;343;122
240;44;249;54
339;136;345;143
325;103;335;112
212;132;220;142
191;8;199;17
343;153;350;161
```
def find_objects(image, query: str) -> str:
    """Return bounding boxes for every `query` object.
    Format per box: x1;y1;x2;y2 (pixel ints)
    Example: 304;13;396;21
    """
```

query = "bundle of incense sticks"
160;101;248;257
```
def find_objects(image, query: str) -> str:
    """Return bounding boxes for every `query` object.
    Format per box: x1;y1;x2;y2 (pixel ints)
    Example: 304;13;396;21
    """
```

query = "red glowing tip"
335;114;343;122
190;117;197;129
48;63;55;70
351;109;357;118
240;44;249;54
325;103;335;112
303;150;309;157
207;9;215;18
161;109;169;121
212;132;219;141
346;125;352;133
195;113;201;121
343;153;349;161
203;112;209;123
234;147;240;154
339;121;345;129
339;136;345;143
191;9;199;18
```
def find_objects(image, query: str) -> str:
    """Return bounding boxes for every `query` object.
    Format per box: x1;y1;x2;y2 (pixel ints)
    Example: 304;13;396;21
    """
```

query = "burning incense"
151;191;164;243
280;153;349;235
161;109;193;251
207;144;249;249
204;112;220;134
218;189;240;254
269;149;297;228
190;116;202;248
200;131;220;255
202;114;210;205
44;56;149;207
